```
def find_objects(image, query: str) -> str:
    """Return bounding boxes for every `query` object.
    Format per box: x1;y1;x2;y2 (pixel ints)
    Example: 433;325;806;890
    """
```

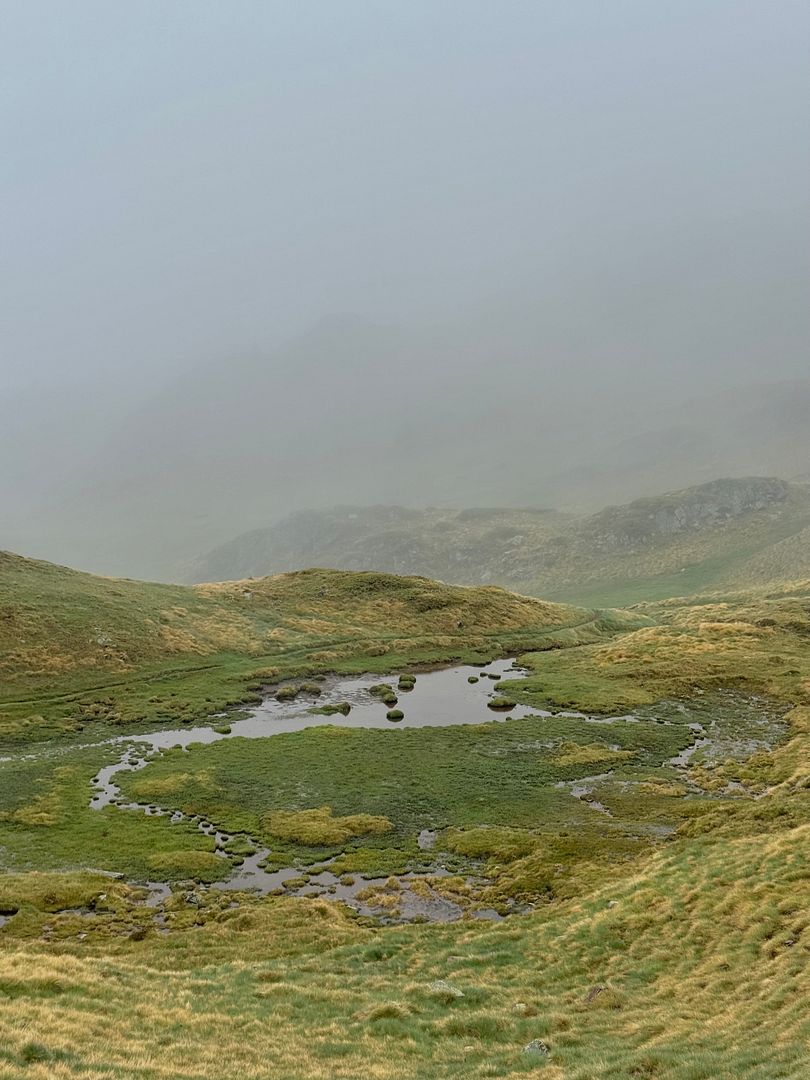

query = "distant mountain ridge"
579;477;791;548
187;477;810;606
184;505;574;588
4;305;810;582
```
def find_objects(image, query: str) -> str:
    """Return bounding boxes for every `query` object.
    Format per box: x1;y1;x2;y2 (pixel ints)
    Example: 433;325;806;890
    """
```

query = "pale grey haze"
1;2;808;579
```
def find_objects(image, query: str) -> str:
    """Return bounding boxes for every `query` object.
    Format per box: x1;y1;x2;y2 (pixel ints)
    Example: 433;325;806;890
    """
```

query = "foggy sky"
1;2;809;578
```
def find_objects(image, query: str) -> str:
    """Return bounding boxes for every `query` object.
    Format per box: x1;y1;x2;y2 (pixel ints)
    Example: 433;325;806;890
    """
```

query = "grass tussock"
552;742;636;767
263;807;394;846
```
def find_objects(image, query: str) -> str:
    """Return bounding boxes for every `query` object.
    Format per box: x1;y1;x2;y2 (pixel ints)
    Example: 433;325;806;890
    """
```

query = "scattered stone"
512;1001;536;1016
523;1039;550;1056
308;701;351;716
417;829;437;850
368;683;394;697
428;979;464;1000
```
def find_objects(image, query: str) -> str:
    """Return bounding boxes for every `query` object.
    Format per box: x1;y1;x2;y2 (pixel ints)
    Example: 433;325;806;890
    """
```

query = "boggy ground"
0;664;784;907
2;566;810;1077
111;690;782;906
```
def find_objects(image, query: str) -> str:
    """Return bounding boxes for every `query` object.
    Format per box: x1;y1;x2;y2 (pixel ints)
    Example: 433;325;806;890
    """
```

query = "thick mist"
2;2;809;579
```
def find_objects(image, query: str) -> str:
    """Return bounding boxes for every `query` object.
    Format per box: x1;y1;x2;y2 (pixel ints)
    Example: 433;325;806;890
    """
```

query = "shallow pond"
90;657;537;809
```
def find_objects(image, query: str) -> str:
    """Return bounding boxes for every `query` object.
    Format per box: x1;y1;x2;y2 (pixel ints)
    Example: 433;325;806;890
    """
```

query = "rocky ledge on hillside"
581;477;790;553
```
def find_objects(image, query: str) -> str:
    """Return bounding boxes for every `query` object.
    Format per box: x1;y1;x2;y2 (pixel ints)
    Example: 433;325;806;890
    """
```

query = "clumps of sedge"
308;702;352;716
487;697;516;711
275;682;322;703
369;684;398;706
262;806;393;846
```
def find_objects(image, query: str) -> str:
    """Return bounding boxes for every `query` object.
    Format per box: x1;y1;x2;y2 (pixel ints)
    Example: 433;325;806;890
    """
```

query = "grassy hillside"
2;566;810;1075
2;812;809;1078
531;477;810;606
0;549;578;677
188;478;810;607
512;579;810;713
727;524;810;587
0;551;601;745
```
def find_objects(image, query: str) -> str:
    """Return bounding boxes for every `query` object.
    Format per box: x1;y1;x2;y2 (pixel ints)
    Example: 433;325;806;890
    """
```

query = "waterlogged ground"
0;660;789;930
86;660;542;922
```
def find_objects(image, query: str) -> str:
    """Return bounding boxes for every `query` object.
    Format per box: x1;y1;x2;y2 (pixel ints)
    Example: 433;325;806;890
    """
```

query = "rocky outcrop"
579;478;790;554
187;477;810;599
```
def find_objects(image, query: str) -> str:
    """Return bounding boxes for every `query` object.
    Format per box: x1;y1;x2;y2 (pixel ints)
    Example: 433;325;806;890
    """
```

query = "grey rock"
429;979;464;999
523;1039;550;1056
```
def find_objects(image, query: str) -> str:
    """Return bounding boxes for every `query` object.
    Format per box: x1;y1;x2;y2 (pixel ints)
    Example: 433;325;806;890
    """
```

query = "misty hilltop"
188;476;810;606
4;312;810;583
2;0;808;589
